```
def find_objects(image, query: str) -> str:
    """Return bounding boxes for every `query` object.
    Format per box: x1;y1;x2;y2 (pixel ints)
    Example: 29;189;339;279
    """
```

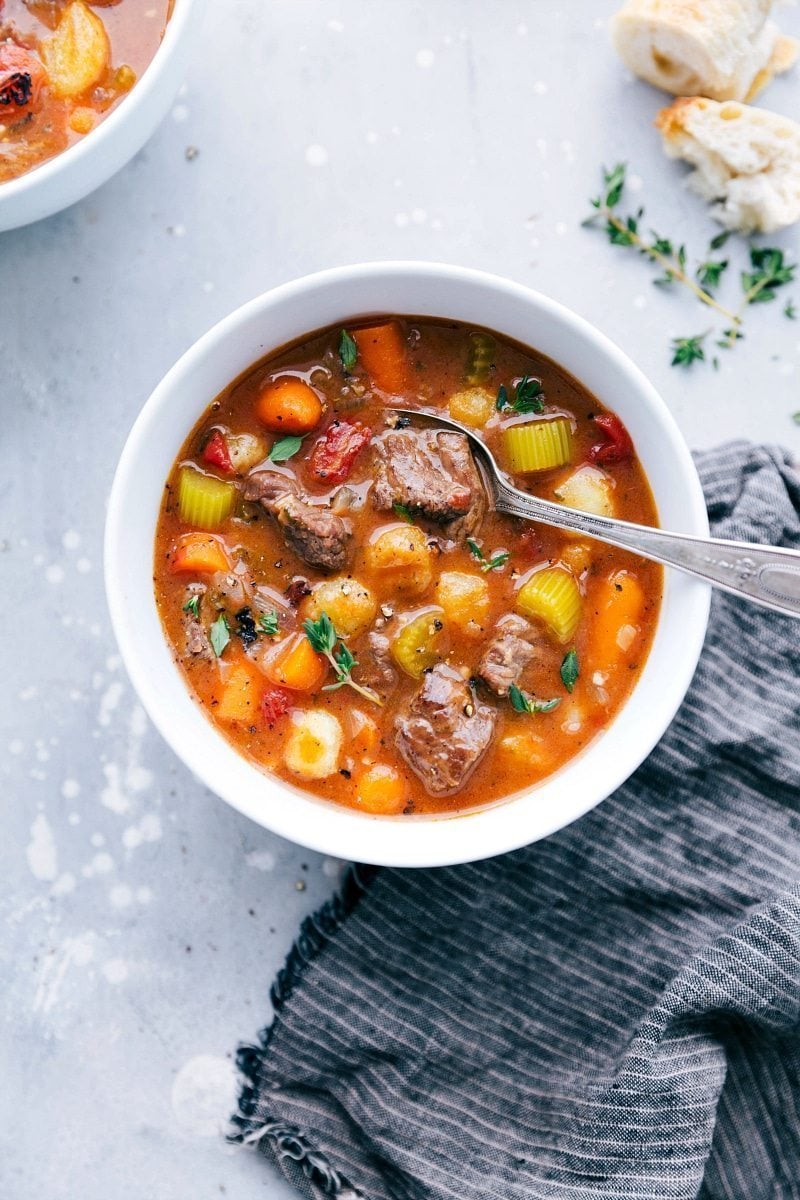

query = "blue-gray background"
2;3;799;1196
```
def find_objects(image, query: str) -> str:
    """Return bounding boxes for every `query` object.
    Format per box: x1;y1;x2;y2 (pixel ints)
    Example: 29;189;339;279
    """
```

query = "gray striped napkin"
233;442;800;1200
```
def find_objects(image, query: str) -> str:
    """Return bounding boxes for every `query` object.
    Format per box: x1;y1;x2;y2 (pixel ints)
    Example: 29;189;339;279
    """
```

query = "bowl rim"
0;0;200;206
105;261;711;867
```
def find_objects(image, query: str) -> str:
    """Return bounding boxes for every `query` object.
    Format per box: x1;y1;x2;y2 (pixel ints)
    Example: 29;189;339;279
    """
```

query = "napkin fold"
232;442;800;1200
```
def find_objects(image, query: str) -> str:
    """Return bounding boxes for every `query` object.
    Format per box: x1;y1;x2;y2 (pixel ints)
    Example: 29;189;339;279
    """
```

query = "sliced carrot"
354;763;407;814
265;633;328;692
586;570;645;671
215;659;265;724
170;532;231;575
352;322;408;393
254;376;323;434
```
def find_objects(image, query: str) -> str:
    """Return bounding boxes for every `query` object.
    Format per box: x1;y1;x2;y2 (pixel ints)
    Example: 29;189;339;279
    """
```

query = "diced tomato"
308;420;372;484
261;685;292;725
202;430;233;473
0;43;46;118
588;414;633;465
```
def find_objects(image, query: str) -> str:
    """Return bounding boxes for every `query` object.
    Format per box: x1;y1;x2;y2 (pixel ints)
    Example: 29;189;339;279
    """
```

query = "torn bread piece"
657;97;800;233
612;0;798;102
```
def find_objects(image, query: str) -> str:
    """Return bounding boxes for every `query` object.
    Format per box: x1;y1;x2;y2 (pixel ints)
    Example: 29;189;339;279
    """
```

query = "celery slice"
464;332;495;386
178;466;236;530
391;608;447;678
516;568;582;643
504;418;573;473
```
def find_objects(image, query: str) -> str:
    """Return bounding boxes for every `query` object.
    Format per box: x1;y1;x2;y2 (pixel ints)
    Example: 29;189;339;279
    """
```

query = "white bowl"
105;262;710;868
0;0;205;232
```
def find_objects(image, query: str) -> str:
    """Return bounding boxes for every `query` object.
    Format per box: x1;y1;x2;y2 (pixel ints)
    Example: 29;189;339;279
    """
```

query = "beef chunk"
245;469;353;573
182;584;211;660
395;663;495;795
372;428;485;538
478;614;543;697
359;631;399;697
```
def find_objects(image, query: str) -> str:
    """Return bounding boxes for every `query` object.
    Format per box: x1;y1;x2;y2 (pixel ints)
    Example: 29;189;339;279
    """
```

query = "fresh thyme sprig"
303;611;382;706
584;164;797;368
584;165;739;330
466;538;511;573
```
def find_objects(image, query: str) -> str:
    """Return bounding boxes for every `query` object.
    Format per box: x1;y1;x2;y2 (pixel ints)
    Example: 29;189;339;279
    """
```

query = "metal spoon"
393;408;800;619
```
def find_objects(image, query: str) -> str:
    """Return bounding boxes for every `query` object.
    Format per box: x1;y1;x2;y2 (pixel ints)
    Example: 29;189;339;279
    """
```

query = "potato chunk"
448;386;495;428
301;576;377;637
554;465;615;518
42;2;111;100
435;571;490;638
283;710;342;780
364;525;433;597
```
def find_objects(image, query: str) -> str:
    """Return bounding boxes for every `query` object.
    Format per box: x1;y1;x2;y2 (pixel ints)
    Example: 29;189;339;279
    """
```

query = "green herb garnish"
560;649;579;694
792;412;800;426
268;434;305;463
209;613;230;658
508;683;560;715
785;299;796;320
338;329;358;372
583;164;800;367
182;595;201;618
393;503;415;524
303;611;382;706
466;538;511;573
259;610;280;636
671;334;707;368
496;374;544;415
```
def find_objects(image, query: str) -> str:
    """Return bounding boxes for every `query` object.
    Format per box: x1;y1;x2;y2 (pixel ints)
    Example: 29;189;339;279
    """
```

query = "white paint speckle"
305;144;329;167
517;22;528;35
170;224;186;238
62;530;81;550
98;681;124;727
365;130;379;145
123;813;162;850
100;763;129;814
27;814;58;881
326;18;344;32
102;959;129;985
9;738;24;755
82;851;114;878
90;832;105;848
34;933;96;1014
627;173;644;192
136;886;153;904
45;564;64;584
410;207;427;225
68;812;81;826
536;138;548;159
76;557;92;574
533;80;548;95
633;294;647;310
555;221;568;236
51;872;76;897
110;884;134;909
19;686;37;701
172;103;189;123
172;1056;239;1138
394;211;410;228
202;281;215;293
244;849;276;872
322;857;345;878
415;48;435;68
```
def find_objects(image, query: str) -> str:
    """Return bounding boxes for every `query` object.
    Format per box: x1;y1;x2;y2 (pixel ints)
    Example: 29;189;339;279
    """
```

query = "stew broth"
154;318;662;817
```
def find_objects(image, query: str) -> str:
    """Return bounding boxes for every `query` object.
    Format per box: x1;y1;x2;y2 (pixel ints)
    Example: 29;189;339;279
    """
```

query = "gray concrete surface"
2;2;799;1196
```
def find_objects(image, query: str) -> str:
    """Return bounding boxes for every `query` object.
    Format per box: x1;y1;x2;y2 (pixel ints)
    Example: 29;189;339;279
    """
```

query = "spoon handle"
493;478;800;619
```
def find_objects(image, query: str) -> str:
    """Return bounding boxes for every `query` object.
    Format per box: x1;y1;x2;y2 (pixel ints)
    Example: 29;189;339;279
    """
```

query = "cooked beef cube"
395;662;495;795
182;584;211;660
360;631;399;696
478;614;542;697
372;428;485;538
245;469;353;573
